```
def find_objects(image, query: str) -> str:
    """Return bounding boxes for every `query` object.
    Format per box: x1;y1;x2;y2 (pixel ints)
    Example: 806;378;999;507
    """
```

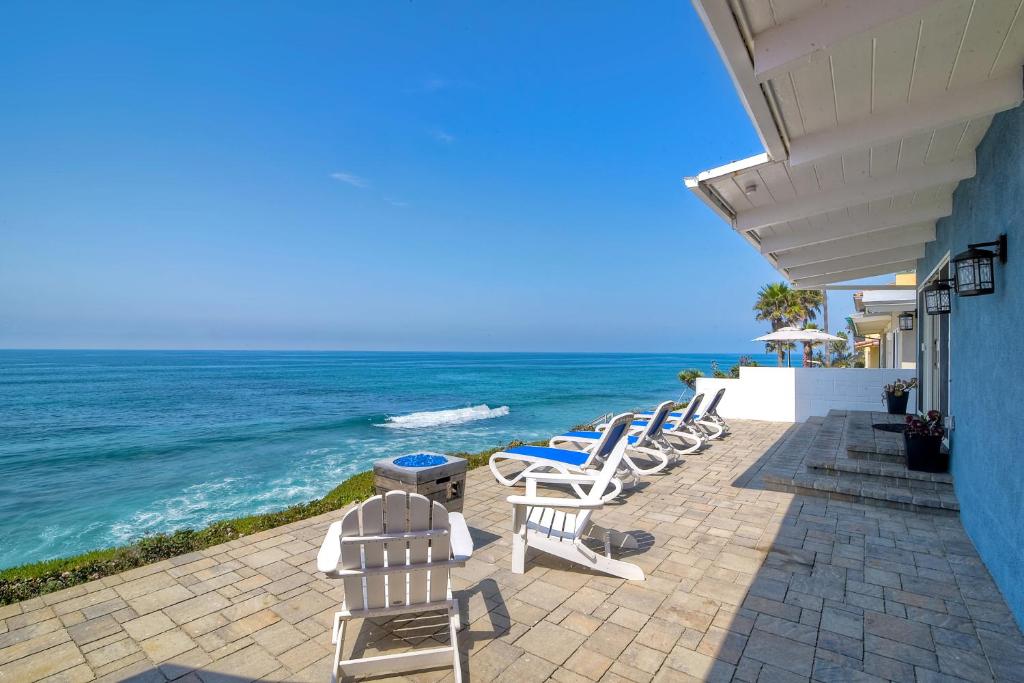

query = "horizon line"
0;347;772;356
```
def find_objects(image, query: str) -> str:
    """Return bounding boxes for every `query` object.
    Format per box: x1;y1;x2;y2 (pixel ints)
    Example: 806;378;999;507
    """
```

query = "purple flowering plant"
905;410;944;438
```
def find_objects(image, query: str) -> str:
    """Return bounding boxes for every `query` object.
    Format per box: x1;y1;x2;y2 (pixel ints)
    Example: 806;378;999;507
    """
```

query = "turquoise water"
0;350;770;568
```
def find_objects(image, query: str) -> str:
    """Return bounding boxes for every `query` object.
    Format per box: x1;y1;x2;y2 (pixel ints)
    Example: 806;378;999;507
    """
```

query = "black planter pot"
885;391;910;415
904;433;948;473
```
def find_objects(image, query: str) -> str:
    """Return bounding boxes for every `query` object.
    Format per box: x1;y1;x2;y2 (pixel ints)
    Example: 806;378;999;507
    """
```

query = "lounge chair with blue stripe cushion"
549;401;674;483
508;434;644;580
692;388;729;440
489;413;633;502
633;393;707;454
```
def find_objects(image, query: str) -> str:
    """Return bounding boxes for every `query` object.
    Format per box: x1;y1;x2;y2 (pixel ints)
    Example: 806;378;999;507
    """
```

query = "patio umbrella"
754;327;843;367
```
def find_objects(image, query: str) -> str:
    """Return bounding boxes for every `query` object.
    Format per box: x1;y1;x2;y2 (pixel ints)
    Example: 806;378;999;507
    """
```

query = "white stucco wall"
695;367;918;423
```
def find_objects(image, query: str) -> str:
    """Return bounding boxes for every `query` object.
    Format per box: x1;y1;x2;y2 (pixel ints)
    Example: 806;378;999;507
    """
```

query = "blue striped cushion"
504;445;589;467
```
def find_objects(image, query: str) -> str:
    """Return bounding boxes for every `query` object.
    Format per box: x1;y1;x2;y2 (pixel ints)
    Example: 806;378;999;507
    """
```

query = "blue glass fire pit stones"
393;453;448;468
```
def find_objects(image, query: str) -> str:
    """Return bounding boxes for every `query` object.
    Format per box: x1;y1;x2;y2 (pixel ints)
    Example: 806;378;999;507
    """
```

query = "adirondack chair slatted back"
429;498;451;603
336;491;451;611
676;393;703;425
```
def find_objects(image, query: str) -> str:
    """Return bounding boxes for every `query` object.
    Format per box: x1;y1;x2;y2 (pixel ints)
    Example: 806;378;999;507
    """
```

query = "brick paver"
1;417;1022;682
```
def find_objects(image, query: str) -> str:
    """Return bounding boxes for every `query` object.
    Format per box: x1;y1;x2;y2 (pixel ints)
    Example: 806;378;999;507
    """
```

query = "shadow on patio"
698;413;1024;682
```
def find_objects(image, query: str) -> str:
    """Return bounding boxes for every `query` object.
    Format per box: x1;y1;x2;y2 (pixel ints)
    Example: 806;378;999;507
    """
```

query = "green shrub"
677;369;703;389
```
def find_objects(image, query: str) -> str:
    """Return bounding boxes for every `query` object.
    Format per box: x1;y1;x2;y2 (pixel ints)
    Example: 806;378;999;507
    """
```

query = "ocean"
0;350;771;568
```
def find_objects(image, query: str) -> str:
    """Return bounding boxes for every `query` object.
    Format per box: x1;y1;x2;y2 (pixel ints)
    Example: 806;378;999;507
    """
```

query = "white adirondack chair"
508;428;645;581
317;491;474;682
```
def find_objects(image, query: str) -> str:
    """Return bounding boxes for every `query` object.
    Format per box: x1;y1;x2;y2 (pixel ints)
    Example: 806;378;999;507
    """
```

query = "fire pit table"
372;452;467;512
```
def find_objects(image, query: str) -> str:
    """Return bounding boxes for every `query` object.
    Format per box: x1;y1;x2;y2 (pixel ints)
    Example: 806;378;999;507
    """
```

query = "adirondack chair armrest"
506;494;603;509
523;471;625;502
316;520;343;573
448;512;474;563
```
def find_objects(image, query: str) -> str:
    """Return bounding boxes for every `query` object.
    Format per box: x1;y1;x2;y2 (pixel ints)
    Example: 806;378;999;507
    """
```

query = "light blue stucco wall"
918;104;1024;627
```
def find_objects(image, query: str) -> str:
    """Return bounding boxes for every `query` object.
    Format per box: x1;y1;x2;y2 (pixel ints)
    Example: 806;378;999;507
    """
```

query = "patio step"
763;471;959;514
846;442;905;464
805;457;954;493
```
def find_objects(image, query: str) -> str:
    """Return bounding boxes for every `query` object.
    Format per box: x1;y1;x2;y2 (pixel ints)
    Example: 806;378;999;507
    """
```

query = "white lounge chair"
488;413;633;501
508;434;644;581
548;401;674;482
317;491;474;683
633;394;707;455
693;388;729;440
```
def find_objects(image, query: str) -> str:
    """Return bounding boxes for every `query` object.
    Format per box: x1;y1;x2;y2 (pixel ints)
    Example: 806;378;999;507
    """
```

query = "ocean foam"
379;404;510;429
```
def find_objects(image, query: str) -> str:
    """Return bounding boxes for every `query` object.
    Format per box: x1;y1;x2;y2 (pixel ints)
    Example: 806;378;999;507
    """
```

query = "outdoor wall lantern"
923;279;954;315
898;312;915;331
953;234;1007;297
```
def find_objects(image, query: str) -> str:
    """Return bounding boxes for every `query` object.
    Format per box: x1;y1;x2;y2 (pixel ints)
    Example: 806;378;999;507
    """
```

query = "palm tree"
753;282;799;366
830;330;850;363
793;289;824;366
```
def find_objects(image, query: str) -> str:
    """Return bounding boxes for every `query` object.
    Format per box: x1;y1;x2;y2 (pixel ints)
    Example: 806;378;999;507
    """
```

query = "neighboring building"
684;1;1024;626
849;272;917;369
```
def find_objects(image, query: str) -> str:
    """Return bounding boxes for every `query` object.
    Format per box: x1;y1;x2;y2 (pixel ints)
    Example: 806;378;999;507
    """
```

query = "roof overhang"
860;289;917;314
850;312;894;336
686;0;1024;288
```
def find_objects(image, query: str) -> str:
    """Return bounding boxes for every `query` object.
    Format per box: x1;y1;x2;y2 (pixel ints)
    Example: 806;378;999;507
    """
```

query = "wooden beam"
791;260;919;288
691;0;787;159
775;223;935;268
736;157;973;231
787;244;925;280
753;0;941;83
758;199;951;253
789;70;1023;167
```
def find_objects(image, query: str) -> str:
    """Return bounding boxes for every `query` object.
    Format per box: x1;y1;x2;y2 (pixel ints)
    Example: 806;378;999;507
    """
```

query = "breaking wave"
378;404;511;430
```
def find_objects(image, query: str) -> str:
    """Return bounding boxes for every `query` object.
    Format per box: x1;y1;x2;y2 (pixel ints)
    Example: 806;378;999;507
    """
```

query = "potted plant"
881;377;917;414
904;411;949;473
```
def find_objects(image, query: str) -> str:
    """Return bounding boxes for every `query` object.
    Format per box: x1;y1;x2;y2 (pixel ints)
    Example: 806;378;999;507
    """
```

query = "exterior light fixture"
898;312;915;331
953;234;1007;297
923;279;954;315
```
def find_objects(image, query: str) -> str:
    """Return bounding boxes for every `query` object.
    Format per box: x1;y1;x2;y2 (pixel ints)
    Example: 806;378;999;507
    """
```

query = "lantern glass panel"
956;259;975;290
939;288;951;310
979;259;993;287
954;246;997;296
924;283;952;315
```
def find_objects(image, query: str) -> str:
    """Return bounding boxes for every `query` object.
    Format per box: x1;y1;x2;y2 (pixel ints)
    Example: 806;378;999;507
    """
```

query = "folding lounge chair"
317;491;474;683
693;388;729;440
548;401;674;483
489;413;633;502
508;435;644;580
633;394;707;455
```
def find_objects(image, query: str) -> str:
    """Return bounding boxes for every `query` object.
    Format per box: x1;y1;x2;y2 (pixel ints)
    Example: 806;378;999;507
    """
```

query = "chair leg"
575;539;645;580
331;615;347;683
449;603;463;683
511;504;528;574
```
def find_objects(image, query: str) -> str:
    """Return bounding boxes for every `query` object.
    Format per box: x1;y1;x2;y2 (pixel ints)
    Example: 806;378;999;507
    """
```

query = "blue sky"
0;2;855;352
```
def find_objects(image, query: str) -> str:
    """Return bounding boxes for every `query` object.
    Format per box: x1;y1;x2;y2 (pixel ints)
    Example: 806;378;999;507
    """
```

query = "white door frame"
918;254;951;413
